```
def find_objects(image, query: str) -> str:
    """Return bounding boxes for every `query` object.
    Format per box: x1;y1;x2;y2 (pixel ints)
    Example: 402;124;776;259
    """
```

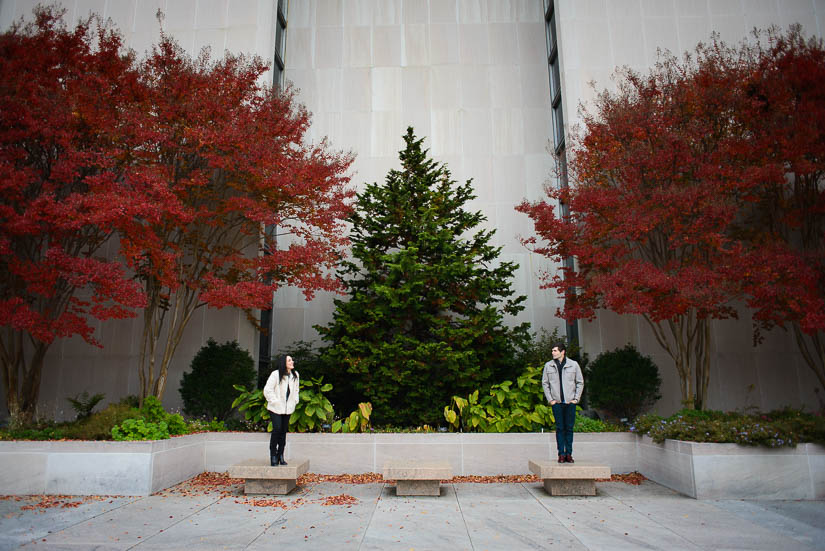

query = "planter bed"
637;435;825;499
1;432;822;499
0;433;205;496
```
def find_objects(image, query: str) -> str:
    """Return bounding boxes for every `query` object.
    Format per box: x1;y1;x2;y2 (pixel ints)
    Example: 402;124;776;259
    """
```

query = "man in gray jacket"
542;342;584;463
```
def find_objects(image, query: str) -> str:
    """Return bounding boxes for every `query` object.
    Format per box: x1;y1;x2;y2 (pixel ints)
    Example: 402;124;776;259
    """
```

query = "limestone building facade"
1;0;823;419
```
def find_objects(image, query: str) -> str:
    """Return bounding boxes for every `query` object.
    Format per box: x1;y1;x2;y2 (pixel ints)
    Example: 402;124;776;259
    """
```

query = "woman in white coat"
263;355;300;466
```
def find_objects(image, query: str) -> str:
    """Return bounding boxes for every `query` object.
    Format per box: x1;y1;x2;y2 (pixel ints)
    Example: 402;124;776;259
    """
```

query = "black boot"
278;453;288;466
270;455;278;466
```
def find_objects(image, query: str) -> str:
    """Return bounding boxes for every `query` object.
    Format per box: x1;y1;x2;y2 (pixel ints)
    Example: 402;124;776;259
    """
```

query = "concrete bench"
228;458;309;495
383;460;452;496
528;460;611;496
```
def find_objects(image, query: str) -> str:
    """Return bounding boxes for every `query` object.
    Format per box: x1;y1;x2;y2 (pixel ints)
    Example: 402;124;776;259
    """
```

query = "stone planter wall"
1;432;822;498
0;434;204;496
203;431;638;475
637;435;825;499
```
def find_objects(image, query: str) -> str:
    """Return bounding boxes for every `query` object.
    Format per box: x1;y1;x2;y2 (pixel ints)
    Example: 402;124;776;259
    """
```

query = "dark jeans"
552;402;576;456
269;413;290;457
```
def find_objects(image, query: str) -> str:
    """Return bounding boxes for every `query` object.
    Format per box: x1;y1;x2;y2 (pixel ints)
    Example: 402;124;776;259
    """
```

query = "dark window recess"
544;1;578;346
260;1;288;379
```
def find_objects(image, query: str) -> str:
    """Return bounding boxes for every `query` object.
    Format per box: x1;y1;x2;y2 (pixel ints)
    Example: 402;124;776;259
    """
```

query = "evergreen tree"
318;128;528;426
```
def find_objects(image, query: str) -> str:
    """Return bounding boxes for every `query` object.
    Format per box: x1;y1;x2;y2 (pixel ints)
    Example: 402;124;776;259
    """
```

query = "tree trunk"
644;311;710;410
792;324;825;409
138;281;199;403
1;329;49;428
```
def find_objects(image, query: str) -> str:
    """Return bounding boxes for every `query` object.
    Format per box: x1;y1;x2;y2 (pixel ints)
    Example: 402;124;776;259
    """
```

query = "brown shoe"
565;454;574;463
558;454;565;463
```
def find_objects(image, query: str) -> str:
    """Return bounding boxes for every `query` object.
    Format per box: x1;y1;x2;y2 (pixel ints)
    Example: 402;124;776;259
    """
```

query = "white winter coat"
263;370;300;415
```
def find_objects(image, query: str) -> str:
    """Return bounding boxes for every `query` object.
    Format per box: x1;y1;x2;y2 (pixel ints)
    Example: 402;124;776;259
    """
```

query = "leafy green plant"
631;408;825;447
332;402;372;433
0;423;66;441
232;385;271;432
588;344;662;420
111;418;169;441
109;396;189;440
443;365;555;432
63;402;140;440
180;339;256;421
574;413;622;432
290;377;335;432
140;395;166;423
186;417;227;432
66;391;106;421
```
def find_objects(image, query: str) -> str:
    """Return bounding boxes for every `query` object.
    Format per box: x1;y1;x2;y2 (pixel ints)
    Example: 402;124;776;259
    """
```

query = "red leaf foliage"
0;8;149;348
517;26;825;398
121;35;355;309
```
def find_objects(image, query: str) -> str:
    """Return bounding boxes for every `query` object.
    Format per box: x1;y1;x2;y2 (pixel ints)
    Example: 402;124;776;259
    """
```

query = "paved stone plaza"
1;477;823;550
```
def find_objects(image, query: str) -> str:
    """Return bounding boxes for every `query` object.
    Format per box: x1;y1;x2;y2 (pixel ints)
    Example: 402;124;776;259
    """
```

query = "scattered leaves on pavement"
0;494;111;512
298;472;383;484
446;474;541;483
596;472;647;485
321;494;359;506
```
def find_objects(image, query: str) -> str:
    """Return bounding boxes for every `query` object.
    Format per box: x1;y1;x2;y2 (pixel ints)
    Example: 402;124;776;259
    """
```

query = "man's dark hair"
554;342;567;353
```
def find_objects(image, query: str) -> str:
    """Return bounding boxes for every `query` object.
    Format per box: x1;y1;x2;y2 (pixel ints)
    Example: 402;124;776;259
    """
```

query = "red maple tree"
0;9;149;425
517;37;755;410
735;27;825;401
121;35;354;401
520;28;825;409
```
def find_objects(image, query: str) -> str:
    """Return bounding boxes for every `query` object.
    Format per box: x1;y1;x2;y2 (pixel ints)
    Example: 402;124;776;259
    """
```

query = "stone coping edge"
0;433;822;498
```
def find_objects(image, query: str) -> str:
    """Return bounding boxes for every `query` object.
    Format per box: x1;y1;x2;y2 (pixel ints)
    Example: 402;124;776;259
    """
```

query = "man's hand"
550;400;557;405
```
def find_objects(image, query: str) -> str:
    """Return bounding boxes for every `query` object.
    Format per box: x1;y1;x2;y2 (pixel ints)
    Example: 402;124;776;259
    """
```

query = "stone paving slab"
248;482;382;550
2;478;823;550
698;499;825;550
360;484;469;550
456;483;586;550
0;495;139;550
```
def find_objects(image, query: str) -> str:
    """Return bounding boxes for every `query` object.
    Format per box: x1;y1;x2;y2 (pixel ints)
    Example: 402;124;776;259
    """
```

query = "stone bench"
528;460;611;496
383;460;452;496
228;458;309;495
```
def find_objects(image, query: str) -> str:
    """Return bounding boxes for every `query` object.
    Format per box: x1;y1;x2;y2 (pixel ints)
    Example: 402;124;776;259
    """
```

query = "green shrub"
443;365;555;432
140;395;167;423
63;402;139;440
66;391;106;421
118;395;140;408
0;423;65;441
631;408;825;447
180;339;256;421
111;418;170;441
233;378;339;433
109;396;191;440
574;413;623;432
187;418;227;432
232;385;271;432
332;402;372;433
291;377;335;432
587;344;661;420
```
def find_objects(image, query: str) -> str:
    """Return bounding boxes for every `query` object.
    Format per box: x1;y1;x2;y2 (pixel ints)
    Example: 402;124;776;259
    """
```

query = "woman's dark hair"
554;342;567;353
273;355;296;380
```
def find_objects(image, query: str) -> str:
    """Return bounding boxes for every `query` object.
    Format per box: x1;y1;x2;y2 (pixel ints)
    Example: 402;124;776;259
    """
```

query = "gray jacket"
542;357;584;404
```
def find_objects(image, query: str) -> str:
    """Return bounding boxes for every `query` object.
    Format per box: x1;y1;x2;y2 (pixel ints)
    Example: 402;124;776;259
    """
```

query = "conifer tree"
318;128;528;426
